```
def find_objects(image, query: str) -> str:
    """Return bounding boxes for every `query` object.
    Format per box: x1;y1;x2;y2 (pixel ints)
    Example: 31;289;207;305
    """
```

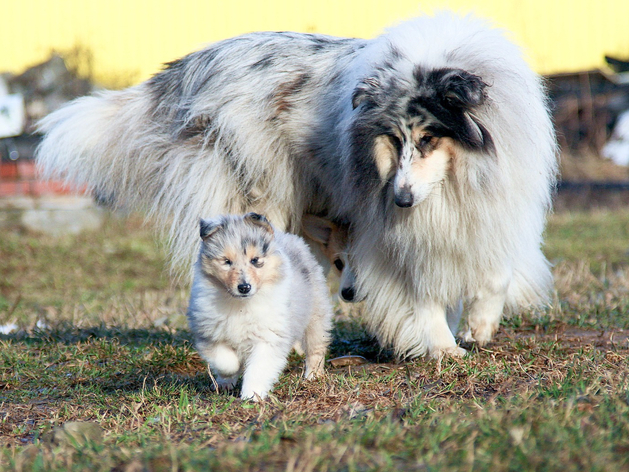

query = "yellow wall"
3;0;629;87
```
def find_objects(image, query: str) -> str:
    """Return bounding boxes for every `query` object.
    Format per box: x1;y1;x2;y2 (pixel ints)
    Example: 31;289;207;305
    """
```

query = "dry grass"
559;151;629;182
1;210;628;471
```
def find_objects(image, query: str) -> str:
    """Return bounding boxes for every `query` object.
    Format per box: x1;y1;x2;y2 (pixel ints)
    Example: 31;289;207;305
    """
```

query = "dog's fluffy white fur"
37;12;557;358
187;213;332;400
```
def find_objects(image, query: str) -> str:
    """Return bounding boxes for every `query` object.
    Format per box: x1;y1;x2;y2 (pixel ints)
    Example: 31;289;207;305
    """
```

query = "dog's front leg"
397;301;467;359
460;271;511;345
240;342;290;401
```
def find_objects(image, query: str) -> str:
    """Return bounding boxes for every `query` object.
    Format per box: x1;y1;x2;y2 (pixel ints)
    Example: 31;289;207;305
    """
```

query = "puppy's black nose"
394;187;414;208
237;283;251;294
341;286;355;302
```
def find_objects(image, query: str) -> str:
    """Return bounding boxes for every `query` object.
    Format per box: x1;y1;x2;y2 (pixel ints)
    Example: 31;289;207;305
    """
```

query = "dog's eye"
251;257;263;267
418;134;433;147
223;258;232;266
333;258;345;271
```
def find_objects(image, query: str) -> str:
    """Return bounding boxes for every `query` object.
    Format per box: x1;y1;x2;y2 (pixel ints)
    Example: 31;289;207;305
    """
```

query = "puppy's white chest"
213;293;288;345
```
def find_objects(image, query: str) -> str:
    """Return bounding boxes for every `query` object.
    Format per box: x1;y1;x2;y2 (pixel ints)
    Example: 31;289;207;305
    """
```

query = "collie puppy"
37;12;557;359
301;215;362;304
187;212;332;401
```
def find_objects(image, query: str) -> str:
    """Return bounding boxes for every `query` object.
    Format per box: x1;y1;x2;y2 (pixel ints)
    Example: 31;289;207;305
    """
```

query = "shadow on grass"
0;323;193;347
2;318;395;360
328;319;396;363
1;319;396;399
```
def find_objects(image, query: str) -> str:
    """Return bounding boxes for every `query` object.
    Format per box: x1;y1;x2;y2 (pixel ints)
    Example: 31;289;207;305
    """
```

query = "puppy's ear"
301;215;334;247
244;212;274;235
200;218;223;240
436;69;487;109
352;77;381;109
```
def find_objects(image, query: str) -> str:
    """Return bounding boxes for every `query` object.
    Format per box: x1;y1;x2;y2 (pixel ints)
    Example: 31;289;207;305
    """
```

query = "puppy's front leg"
240;342;290;401
198;342;240;390
303;312;331;380
460;271;511;345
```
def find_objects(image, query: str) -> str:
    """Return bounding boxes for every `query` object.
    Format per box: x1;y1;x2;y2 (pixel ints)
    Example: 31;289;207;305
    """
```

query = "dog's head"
301;215;364;303
352;67;494;208
198;213;282;299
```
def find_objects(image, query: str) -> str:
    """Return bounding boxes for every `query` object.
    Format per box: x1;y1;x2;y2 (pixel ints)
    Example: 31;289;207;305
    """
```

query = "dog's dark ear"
244;212;274;235
352;77;381;109
436;69;487;109
433;69;495;154
301;215;334;247
462;113;495;154
200;218;223;240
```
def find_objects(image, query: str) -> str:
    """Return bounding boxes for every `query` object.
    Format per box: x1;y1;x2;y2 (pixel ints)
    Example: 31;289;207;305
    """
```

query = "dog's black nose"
341;286;355;302
237;283;251;294
394;188;414;208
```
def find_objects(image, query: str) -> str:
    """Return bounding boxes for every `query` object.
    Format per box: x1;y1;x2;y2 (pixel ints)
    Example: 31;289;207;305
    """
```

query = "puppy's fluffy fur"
187;213;332;400
37;12;557;358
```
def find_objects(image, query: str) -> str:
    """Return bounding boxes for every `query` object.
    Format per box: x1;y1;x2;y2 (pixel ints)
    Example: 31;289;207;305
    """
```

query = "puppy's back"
276;232;327;290
275;232;333;336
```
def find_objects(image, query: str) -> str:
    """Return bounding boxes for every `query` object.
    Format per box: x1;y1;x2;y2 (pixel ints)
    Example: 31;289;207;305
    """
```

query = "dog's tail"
37;89;142;204
36;87;255;271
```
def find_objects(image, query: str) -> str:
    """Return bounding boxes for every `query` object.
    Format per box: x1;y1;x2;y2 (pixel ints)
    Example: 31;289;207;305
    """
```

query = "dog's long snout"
237;283;251;294
340;286;355;302
394;185;414;207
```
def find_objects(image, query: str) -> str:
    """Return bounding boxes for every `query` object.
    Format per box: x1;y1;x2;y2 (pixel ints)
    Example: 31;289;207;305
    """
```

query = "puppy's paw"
208;344;241;377
240;390;266;402
304;367;324;380
215;376;238;391
304;354;325;380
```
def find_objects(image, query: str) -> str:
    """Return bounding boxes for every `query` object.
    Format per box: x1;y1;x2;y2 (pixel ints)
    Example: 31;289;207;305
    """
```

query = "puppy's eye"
333;259;345;271
251;257;263;267
223;258;232;266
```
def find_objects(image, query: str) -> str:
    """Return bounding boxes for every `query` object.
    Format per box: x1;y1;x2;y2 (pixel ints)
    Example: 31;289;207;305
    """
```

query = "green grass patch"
545;209;629;270
1;210;628;471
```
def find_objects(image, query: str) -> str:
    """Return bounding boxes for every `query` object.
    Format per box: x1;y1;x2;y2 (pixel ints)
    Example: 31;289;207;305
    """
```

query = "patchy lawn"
1;210;628;471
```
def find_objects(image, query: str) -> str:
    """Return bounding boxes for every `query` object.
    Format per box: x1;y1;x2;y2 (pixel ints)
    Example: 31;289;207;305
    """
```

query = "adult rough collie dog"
37;13;558;359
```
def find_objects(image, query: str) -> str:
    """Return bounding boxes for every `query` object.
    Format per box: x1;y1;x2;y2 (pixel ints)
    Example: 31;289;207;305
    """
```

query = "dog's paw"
459;328;477;344
459;323;497;346
429;345;468;360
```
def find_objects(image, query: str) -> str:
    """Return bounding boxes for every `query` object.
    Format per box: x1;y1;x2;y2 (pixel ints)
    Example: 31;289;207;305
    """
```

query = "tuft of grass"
0;210;628;471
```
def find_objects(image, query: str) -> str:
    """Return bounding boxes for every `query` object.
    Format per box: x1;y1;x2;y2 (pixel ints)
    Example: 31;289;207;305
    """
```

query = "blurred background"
1;0;629;226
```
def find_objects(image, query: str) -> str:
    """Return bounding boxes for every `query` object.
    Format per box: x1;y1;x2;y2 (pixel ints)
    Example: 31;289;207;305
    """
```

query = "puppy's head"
198;213;282;299
301;215;364;303
353;67;494;208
